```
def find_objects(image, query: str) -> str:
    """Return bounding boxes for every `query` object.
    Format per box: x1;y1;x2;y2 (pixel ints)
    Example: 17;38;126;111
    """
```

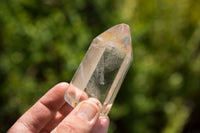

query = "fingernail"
99;116;109;124
77;102;99;121
89;98;102;109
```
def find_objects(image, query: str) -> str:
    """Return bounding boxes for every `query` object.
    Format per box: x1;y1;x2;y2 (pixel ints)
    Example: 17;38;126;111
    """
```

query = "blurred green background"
0;0;200;132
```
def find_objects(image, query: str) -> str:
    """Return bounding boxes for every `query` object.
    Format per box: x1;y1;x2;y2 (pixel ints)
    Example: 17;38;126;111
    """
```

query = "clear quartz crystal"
64;23;133;115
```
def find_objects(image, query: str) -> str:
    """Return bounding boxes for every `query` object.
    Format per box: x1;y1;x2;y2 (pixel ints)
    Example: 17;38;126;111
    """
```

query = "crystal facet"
64;24;133;115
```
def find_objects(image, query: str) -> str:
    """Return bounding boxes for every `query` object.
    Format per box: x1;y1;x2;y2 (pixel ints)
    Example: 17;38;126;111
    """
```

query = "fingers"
65;83;88;107
8;82;69;133
92;116;110;133
42;83;89;132
52;98;104;133
41;102;73;132
8;82;110;133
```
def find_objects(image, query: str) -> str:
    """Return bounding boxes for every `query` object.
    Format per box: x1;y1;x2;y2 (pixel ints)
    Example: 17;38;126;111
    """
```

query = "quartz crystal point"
64;24;133;115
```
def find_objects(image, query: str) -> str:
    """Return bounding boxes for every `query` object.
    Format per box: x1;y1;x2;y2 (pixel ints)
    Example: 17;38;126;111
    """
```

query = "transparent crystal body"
64;24;133;115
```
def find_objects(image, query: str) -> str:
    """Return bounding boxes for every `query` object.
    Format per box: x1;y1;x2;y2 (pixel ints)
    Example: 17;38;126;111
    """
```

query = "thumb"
52;98;102;133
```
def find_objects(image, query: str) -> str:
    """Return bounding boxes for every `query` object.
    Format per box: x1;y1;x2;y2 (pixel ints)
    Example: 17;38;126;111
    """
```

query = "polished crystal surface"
64;24;133;115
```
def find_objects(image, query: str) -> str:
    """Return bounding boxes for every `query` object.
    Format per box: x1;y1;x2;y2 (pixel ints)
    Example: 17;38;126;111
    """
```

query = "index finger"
8;82;69;133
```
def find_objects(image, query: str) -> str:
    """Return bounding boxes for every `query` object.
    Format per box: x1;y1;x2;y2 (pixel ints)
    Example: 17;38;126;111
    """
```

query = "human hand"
8;82;109;133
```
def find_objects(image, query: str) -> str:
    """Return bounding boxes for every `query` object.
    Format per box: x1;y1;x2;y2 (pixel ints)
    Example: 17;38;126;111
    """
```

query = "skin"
8;82;109;133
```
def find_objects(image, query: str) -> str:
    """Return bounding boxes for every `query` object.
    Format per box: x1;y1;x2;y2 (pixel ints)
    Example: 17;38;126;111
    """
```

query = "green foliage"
0;0;200;132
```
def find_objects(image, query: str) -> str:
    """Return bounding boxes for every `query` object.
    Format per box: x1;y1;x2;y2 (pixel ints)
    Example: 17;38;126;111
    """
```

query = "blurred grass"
0;0;200;132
